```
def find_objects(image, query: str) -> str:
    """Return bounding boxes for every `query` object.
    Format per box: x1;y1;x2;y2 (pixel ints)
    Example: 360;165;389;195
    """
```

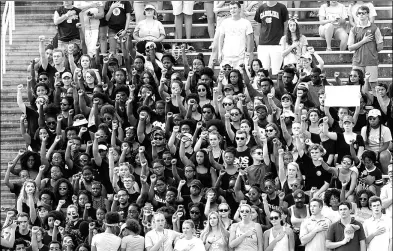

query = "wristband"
207;241;212;244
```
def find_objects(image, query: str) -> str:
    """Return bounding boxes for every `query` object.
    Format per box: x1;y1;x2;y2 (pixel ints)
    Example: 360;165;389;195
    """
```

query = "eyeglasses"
219;209;229;212
190;210;200;215
59;187;67;190
46;121;56;125
230;113;240;116
235;137;245;140
270;216;280;220
154;137;163;140
223;67;232;71
60;103;69;106
223;103;233;106
240;210;250;214
197;88;206;92
357;12;368;15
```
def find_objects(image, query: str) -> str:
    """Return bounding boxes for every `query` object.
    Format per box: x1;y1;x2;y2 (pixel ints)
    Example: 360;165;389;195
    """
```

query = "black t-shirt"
104;1;132;31
25;106;39;139
298;154;332;191
15;228;31;244
235;148;253;169
93;160;114;194
38;64;70;90
284;193;310;208
357;164;384;188
55;6;81;42
27;244;49;251
254;2;288;45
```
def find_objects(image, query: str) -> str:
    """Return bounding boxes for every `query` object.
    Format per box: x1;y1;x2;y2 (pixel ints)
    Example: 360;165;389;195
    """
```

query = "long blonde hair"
18;179;39;203
200;211;229;245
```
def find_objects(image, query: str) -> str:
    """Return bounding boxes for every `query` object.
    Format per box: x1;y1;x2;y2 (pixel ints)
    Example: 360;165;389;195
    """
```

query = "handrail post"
1;1;15;89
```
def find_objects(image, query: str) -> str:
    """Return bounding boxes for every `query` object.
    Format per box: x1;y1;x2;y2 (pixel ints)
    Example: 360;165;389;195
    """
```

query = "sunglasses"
154;137;163;140
190;211;200;215
230;113;240;116
223;103;233;106
46;121;56;125
359;198;368;201
219;209;229;212
240;210;250;214
270;216;280;220
197;88;206;92
368;117;378;120
202;110;211;114
223;67;233;71
60;103;69;106
265;129;274;132
235;137;245;140
59;187;68;190
62;76;71;79
357;12;368;15
39;78;48;81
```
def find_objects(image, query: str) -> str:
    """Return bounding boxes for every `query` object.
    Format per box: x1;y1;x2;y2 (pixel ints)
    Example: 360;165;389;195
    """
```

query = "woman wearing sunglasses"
200;211;229;251
263;209;294;251
229;203;263;251
217;203;233;231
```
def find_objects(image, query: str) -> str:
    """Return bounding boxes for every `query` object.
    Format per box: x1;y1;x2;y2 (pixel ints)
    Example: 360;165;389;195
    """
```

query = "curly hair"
20;151;41;171
43;210;66;230
53;178;74;204
348;68;365;87
323;188;341;207
356;189;375;209
226;69;244;93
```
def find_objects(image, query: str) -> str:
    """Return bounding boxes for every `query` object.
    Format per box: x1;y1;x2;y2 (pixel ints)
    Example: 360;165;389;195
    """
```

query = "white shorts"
257;45;283;75
171;1;195;16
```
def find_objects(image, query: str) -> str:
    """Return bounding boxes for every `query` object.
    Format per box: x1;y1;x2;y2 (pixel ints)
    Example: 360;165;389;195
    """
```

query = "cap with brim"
255;104;268;112
367;109;381;117
98;144;108;151
73;118;88;127
342;115;354;124
281;94;293;101
300;53;312;60
145;41;156;49
108;57;118;64
144;4;156;11
190;179;203;189
298;82;309;90
223;84;234;90
62;72;72;78
293;189;305;199
152;127;165;136
37;202;51;211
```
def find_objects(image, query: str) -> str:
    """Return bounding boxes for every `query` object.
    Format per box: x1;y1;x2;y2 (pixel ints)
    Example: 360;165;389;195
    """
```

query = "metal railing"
1;1;15;90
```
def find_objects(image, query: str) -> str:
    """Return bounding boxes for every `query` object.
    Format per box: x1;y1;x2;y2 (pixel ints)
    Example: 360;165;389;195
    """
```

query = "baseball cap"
255;104;268;112
62;72;72;78
144;4;156;11
223;84;234;91
108;57;118;64
293;189;305;199
37;202;51;211
152;126;165;136
145;41;156;49
367;109;381;118
281;94;293;102
342;115;354;124
301;53;312;60
190;179;203;189
298;82;309;90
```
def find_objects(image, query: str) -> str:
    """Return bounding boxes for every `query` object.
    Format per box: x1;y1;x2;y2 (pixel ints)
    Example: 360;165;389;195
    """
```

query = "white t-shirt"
318;3;348;28
348;2;377;26
220;18;253;58
361;125;392;152
173;237;206;251
91;232;121;251
363;215;393;251
121;235;145;251
145;229;179;251
134;19;166;41
279;34;308;65
380;182;392;218
73;1;102;30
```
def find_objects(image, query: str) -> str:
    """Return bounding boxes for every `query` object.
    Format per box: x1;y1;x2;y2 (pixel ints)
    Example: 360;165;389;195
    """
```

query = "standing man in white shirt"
218;1;254;69
91;212;122;251
300;198;332;251
381;164;392;217
363;196;392;251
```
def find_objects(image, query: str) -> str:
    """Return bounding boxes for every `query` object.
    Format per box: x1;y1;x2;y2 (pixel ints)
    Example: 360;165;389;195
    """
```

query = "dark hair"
43;210;65;230
285;19;301;46
166;186;178;197
283;67;296;76
348;68;365;88
113;85;130;97
250;59;263;78
362;150;377;163
75;243;90;251
92;92;109;104
161;54;176;64
135;55;146;64
34;83;50;96
227;69;244;93
323;189;341;207
20;151;41;171
194;53;205;67
53;178;73;204
39;188;55;202
13;238;28;249
105;212;120;224
49;241;62;250
338;201;352;210
260;77;274;87
356;189;375;209
124;219;141;235
78;190;93;204
229;1;241;8
341;155;354;164
357;5;370;14
201;103;215;114
311;67;322;75
185;93;200;105
257;68;270;78
199;67;214;79
197;82;213;100
310;198;323;207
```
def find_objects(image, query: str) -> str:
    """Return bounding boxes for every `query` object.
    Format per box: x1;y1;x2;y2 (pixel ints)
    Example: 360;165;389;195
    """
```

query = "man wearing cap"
91;212;122;251
218;1;254;68
180;179;204;207
245;77;282;113
380;164;392;218
254;104;270;129
151;127;167;160
294;81;316;109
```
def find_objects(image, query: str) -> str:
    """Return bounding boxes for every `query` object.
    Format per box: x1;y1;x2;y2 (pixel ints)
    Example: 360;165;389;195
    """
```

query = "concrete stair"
0;1;392;222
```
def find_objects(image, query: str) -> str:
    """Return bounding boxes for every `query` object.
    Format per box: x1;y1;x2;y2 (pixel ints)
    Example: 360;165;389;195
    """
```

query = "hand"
315;221;329;232
179;180;186;186
72;195;78;203
58;226;65;235
32;226;40;234
84;203;91;209
323;116;329;123
89;222;95;230
334;72;340;78
261;193;268;201
319;73;326;80
139;146;145;153
365;72;371;80
278;191;285;200
76;23;82;28
267;93;274;99
17;84;24;90
296;90;303;98
341;180;349;187
54;220;61;227
140;175;147;183
361;33;374;44
113;194;119;201
78;89;84;96
173;125;180;133
188;71;194;78
310;187;318;195
58;200;66;206
217;95;223;102
224;113;230;119
38;35;45;42
374;225;386;236
41;135;48;142
93;97;100;104
150;174;157;183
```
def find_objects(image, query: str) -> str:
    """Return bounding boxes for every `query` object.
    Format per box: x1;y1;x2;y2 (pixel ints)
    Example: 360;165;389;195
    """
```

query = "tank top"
234;222;258;251
268;226;289;251
92;196;106;210
289;205;310;230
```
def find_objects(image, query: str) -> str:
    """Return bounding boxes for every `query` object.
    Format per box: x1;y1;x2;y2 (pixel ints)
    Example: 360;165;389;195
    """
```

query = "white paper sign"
324;85;361;107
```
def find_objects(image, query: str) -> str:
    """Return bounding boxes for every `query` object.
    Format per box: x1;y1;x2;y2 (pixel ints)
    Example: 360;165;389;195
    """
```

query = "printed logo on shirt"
259;10;280;23
234;156;249;169
112;4;124;16
152;121;165;131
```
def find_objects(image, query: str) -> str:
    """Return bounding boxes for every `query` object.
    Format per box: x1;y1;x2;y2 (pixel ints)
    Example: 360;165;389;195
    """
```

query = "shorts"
57;39;81;51
257;45;283;75
319;24;346;39
352;65;378;83
171;1;195;16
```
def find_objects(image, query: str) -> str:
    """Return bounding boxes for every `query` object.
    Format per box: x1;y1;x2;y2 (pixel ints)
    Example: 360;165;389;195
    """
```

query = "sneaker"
199;14;207;21
187;44;196;52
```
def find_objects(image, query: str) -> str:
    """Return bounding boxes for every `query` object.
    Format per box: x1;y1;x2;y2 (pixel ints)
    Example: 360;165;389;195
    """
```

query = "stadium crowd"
1;1;393;251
